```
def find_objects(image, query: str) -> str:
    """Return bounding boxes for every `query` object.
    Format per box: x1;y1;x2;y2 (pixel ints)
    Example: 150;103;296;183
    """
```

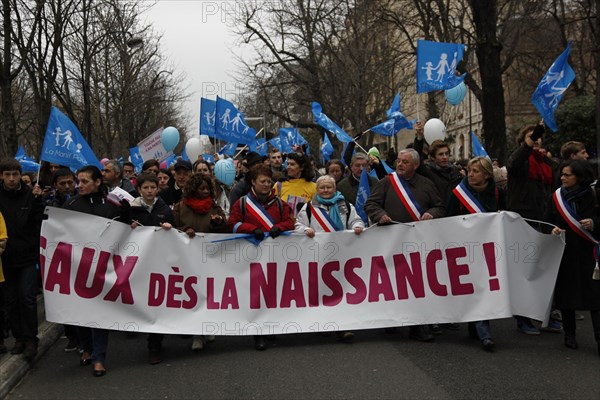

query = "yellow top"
274;178;317;217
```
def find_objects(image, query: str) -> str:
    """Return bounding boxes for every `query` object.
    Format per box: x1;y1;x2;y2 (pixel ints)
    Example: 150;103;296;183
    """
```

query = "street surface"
5;316;600;399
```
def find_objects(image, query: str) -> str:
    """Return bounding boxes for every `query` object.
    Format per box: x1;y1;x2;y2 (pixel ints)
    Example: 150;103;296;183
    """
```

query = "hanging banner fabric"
40;208;564;336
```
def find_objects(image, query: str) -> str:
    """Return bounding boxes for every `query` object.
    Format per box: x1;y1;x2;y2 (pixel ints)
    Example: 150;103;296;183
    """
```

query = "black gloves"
530;124;545;142
269;227;281;238
253;229;265;241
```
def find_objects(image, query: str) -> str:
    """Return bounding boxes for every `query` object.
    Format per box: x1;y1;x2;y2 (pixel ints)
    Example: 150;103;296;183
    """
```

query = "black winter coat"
63;190;121;220
545;187;600;310
0;184;46;268
120;197;174;227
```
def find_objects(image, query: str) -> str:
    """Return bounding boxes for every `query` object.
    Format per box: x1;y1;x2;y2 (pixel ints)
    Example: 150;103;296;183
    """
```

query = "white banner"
136;127;172;162
40;208;564;336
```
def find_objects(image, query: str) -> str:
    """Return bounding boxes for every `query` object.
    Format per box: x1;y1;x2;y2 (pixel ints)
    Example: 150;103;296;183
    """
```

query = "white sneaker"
191;335;204;351
205;335;216;342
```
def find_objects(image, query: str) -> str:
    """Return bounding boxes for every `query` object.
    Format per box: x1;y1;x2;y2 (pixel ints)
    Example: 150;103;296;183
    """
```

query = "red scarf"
528;151;553;185
183;197;213;214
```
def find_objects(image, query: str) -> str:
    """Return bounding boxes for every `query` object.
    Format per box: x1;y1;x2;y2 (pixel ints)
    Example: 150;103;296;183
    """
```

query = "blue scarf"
316;191;345;230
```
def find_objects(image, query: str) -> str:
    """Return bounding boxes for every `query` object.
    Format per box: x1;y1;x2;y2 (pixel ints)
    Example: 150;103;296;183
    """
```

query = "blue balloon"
161;126;180;152
445;82;467;106
214;158;236;186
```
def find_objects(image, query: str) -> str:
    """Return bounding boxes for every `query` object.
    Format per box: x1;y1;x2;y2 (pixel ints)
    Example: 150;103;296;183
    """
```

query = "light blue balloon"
161;126;180;152
445;82;467;106
214;158;236;186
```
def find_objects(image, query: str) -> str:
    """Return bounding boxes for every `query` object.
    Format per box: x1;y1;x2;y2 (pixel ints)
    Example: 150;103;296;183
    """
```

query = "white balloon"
423;118;446;144
185;137;202;161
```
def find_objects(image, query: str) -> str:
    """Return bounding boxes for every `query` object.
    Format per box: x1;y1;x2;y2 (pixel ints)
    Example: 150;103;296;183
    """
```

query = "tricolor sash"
245;195;275;231
552;188;600;280
389;172;422;221
310;203;341;232
452;181;486;214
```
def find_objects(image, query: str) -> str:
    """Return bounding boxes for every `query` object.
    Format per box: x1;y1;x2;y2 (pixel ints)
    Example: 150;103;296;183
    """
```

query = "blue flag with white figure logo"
250;138;268;157
470;131;490;159
369;94;415;137
279;128;309;154
41;106;102;171
416;40;466;93
531;42;575;132
312;102;353;143
218;142;238;156
320;133;334;162
215;97;256;145
202;154;216;164
15;146;39;173
354;167;371;225
200;98;216;137
129;147;143;173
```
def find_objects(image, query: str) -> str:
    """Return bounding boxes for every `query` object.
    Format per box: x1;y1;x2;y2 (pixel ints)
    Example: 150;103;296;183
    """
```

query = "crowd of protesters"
0;120;599;377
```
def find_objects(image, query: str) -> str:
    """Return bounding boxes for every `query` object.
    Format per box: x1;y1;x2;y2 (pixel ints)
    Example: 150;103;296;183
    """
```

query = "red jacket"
228;191;294;233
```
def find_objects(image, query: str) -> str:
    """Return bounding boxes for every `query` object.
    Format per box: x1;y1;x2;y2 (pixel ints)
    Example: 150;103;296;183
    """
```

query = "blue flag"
470;131;489;159
218;142;238;156
354;167;371;225
381;160;394;174
129;147;143;173
202;154;215;164
15;147;40;173
215;97;256;145
416;39;466;93
181;147;189;161
41;106;101;171
250;138;268;157
200;98;216;137
279;128;309;154
531;42;575;132
320;133;334;162
164;153;178;168
269;137;282;152
311;102;353;143
370;94;415;136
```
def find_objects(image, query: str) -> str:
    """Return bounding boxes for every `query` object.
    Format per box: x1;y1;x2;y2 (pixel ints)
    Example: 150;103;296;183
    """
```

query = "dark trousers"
78;327;108;364
562;309;600;338
4;265;38;342
0;282;6;338
147;333;164;351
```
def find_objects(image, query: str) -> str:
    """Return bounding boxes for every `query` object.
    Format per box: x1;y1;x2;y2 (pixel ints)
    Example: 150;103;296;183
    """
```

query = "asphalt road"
5;316;600;399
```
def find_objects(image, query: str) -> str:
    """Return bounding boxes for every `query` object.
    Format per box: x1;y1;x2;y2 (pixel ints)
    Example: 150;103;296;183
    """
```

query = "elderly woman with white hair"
295;175;364;342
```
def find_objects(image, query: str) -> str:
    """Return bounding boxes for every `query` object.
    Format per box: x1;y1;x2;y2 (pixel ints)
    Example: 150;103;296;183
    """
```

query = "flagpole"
416;95;420;122
232;128;264;159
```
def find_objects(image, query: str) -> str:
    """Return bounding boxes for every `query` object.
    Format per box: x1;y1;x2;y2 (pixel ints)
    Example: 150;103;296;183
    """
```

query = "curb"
0;321;62;399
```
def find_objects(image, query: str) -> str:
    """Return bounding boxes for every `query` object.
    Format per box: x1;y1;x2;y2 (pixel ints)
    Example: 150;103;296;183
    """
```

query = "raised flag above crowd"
416;39;466;93
531;42;575;132
311;102;354;143
215;96;256;145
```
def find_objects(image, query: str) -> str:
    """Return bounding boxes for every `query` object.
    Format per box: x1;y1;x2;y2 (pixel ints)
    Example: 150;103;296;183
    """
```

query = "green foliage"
544;95;596;154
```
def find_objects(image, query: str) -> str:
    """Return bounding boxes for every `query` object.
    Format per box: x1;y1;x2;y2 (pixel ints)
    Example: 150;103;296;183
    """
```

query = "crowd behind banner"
1;120;599;378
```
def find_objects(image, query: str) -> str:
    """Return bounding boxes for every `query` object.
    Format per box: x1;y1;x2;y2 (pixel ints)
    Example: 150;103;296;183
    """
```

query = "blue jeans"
78;327;109;364
469;320;491;340
4;265;38;341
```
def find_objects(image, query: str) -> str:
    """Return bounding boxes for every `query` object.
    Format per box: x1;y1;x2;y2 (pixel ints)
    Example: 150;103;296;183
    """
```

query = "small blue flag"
202;154;215;164
164;153;178;168
320;133;334;162
200;98;216;137
15;146;26;159
41;106;101;171
471;131;489;159
311;102;353;143
531;42;575;132
129;147;143;173
354;167;371;225
368;169;379;180
181;147;189;161
218;142;238;156
215;97;256;145
279;128;309;154
370;93;415;137
269;137;282;152
416;39;466;93
14;146;39;172
381;160;394;174
250;138;268;157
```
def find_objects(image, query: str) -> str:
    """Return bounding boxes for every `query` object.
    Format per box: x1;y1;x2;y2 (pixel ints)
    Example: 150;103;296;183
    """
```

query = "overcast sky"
142;1;247;137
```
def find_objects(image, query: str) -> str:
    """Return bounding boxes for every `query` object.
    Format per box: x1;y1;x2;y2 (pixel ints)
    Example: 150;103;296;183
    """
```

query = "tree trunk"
470;0;507;163
596;0;600;175
0;0;18;157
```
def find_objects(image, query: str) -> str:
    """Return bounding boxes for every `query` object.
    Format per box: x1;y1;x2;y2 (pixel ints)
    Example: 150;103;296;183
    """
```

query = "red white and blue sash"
389;172;422;221
310;203;341;232
245;195;275;231
452;181;486;214
553;188;600;278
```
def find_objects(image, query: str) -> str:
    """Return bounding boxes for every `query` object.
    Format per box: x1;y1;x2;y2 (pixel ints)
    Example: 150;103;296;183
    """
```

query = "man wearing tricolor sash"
546;160;600;355
365;148;444;342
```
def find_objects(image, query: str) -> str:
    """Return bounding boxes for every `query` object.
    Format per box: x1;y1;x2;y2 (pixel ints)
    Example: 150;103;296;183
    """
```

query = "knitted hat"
368;147;381;160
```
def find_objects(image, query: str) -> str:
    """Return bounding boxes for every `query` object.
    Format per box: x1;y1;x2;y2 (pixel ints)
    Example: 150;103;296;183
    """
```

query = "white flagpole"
232;128;264;159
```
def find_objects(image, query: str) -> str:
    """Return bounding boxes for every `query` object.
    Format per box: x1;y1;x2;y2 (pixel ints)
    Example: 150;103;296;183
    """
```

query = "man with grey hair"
365;148;445;342
102;159;138;197
336;153;378;205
